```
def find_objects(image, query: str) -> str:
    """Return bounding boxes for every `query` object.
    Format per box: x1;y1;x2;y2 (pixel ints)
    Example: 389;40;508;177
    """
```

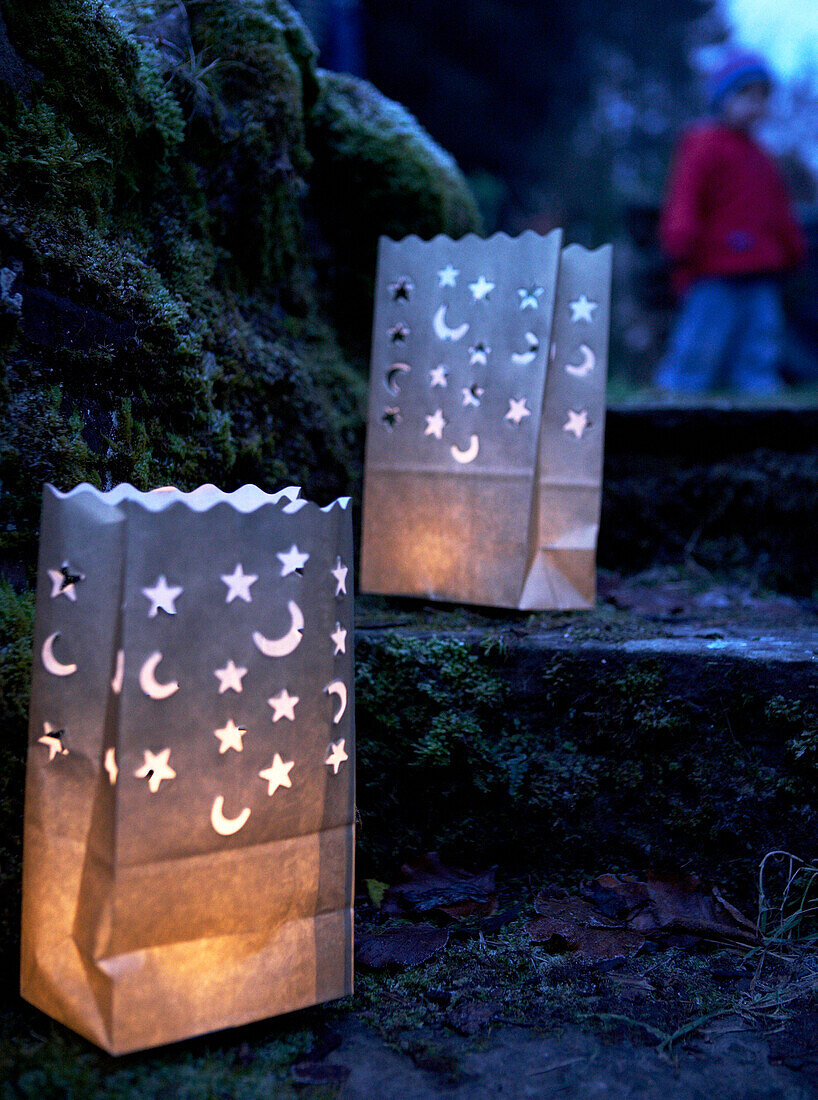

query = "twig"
528;1057;585;1076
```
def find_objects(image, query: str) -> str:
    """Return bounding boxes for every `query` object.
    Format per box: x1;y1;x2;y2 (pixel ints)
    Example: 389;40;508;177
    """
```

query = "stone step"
354;581;817;904
600;404;818;595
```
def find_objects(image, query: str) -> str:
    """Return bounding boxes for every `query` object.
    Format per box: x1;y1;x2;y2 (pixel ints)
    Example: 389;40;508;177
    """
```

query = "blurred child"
655;50;807;394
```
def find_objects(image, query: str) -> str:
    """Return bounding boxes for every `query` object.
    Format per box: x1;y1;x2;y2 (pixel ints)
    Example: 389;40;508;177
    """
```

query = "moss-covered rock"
355;631;817;905
1;0;185;224
306;70;482;351
0;0;482;586
0;582;32;993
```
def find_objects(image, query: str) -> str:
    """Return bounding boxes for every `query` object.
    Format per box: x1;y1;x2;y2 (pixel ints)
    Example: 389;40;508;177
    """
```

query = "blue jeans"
656;276;784;395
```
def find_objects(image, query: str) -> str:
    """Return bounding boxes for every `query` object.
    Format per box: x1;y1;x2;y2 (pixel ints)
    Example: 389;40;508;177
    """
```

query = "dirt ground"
293;884;818;1100
317;1013;817;1099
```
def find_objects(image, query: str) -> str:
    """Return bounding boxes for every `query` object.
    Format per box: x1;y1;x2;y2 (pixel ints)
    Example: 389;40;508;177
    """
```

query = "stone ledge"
605;404;818;458
599;407;817;591
354;592;817;901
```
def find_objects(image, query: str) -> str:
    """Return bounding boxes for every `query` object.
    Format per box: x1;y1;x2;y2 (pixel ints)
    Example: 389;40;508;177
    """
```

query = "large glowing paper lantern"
21;483;354;1054
360;231;612;609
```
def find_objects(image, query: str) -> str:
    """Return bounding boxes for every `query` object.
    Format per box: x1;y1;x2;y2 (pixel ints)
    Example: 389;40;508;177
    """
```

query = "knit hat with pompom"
709;50;772;110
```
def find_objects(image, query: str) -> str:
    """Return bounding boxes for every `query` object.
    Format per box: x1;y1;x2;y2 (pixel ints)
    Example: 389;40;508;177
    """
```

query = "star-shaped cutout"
563;408;591;438
48;569;73;600
220;562;258;603
389;277;414;302
48;565;81;601
518;285;544;310
438;263;459;288
325;739;349;775
331;622;347;655
268;688;299;722
141;575;183;618
469;342;490;367
469;275;495;300
462;384;484;408
259;752;294;796
331;556;348;596
429;364;448;388
39;722;68;760
424;408;447;439
214;718;247;754
104;747;118;785
382;406;401;429
134;748;176;793
505;397;532;425
214;659;247;694
277;544;310;577
388;322;410;344
569;294;598;323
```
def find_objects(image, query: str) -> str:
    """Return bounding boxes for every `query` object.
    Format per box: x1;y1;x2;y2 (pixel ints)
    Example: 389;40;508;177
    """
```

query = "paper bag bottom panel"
21;824;353;1054
360;469;534;608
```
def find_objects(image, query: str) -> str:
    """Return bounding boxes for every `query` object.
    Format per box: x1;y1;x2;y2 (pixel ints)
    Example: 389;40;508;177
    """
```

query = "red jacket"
660;124;807;293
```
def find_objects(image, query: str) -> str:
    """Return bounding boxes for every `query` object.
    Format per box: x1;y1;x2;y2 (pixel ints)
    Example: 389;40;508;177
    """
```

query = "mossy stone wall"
0;0;481;585
355;632;817;904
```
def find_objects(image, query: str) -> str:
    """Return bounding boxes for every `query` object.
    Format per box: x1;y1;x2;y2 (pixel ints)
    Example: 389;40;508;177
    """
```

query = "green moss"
0;581;33;728
0;582;32;995
356;634;533;866
1;1003;318;1096
764;695;818;777
353;917;742;1055
177;0;318;290
1;0;186;224
0;0;382;584
355;633;817;900
0;1;486;584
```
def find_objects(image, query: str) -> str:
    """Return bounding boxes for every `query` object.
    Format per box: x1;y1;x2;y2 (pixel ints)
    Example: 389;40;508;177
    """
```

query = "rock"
132;3;191;61
0;11;41;101
307;69;481;347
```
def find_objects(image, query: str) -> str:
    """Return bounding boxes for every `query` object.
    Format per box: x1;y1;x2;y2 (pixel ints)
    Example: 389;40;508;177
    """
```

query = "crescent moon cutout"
433;305;469;342
111;649;124;694
450;435;480;464
565;344;596;377
41;633;77;677
385;362;411;395
210;795;251;836
252;600;304;657
139;651;179;700
325;680;347;724
511;331;540;366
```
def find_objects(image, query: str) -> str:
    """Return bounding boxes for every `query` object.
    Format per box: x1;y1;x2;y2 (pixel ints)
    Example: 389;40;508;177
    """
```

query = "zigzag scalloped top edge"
380;230;611;257
44;483;351;515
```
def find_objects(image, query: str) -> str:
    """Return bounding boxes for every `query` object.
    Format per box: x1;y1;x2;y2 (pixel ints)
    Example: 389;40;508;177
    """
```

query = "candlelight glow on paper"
21;482;355;1055
360;231;613;610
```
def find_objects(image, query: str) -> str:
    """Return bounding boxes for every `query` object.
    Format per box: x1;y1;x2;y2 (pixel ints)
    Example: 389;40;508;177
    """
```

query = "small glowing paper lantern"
21;483;354;1055
360;231;612;609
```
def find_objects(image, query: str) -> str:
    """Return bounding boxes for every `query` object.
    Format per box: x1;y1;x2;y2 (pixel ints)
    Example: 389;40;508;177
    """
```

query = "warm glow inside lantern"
360;231;612;610
21;483;354;1054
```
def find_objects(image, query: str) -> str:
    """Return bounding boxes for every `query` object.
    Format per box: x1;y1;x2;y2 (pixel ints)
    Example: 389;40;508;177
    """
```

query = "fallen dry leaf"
526;914;644;961
355;924;449;969
533;892;620;928
528;890;643;960
580;872;758;944
527;871;757;960
382;852;497;917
